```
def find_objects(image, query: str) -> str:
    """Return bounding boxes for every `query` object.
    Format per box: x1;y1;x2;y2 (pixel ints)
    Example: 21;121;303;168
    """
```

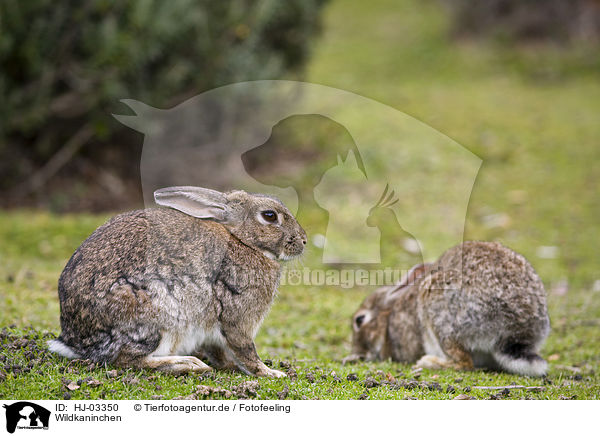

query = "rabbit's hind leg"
418;317;474;371
416;340;474;371
135;355;213;375
113;342;212;374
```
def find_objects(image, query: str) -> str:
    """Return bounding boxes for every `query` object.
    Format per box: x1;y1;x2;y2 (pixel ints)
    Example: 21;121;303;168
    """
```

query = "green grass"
0;211;598;400
0;296;598;400
1;0;599;399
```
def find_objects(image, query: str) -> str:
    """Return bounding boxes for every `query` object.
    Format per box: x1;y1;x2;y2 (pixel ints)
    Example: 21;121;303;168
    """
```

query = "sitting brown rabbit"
346;241;550;376
48;186;307;377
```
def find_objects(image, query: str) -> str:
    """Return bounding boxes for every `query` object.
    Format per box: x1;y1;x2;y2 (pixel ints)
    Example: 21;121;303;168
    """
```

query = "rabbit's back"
55;208;229;362
419;241;549;357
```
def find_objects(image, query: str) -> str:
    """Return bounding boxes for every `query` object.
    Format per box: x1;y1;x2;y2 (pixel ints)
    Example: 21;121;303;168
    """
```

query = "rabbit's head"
348;285;392;361
154;186;307;261
347;263;433;362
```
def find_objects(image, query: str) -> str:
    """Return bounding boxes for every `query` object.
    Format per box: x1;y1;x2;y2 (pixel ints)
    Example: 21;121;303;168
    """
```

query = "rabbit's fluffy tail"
48;338;81;360
492;346;548;377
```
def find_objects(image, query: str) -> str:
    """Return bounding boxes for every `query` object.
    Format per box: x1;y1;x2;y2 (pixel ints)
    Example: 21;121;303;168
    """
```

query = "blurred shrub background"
1;0;599;213
0;0;328;211
443;0;600;42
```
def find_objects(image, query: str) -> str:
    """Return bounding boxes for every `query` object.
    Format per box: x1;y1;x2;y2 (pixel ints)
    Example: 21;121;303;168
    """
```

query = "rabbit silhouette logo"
2;402;50;433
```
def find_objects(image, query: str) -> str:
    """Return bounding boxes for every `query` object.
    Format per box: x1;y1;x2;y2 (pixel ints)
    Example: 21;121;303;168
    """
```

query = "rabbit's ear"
399;263;432;287
386;262;433;299
154;186;230;221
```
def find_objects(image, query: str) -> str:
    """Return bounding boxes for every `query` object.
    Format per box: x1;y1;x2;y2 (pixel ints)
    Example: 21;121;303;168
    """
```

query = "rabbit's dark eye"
355;314;366;328
261;210;278;223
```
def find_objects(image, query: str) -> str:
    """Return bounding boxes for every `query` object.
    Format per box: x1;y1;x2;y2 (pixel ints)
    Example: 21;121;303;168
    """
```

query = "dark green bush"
0;0;328;205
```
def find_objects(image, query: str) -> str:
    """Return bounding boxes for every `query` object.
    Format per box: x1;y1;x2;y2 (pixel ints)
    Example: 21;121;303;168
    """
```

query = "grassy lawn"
1;0;599;399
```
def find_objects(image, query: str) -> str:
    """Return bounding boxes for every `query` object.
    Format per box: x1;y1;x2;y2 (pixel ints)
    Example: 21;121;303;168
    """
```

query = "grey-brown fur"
347;241;550;376
49;187;306;377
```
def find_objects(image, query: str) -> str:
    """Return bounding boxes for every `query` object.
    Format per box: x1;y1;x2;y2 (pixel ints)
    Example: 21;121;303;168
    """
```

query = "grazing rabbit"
346;241;550;377
48;186;307;377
